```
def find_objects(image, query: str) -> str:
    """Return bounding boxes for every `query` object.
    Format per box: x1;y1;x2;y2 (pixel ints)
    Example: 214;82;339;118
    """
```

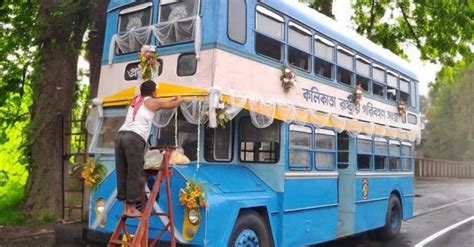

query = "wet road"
315;178;474;247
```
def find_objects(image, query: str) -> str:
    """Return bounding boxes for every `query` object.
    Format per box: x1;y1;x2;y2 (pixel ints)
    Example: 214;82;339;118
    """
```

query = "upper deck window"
387;71;398;102
410;81;417;108
336;47;354;87
288;22;311;70
240;117;280;163
156;0;200;46
356;56;370;77
337;47;353;70
372;64;386;98
118;3;153;33
227;0;247;44
255;6;284;61
399;77;410;104
159;0;199;23
314;35;335;80
116;3;153;54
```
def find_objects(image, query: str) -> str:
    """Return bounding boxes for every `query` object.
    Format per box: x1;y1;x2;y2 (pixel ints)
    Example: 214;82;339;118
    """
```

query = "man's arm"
145;96;183;112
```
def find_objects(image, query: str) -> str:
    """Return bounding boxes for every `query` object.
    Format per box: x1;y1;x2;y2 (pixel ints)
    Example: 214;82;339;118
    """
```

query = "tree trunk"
87;0;109;100
23;0;89;219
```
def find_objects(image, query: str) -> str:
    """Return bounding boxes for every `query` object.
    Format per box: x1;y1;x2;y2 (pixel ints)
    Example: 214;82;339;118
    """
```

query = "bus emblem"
362;178;369;200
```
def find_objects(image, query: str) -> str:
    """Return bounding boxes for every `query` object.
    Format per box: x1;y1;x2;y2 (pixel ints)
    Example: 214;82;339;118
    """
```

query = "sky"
326;0;441;96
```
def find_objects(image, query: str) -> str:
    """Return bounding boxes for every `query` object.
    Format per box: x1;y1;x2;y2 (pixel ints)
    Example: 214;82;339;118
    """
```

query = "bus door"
336;132;357;237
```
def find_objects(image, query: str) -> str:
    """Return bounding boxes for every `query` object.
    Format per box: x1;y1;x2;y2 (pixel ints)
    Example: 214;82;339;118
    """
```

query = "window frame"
239;117;280;164
204;121;234;162
356;135;373;171
374;137;388;171
388;139;401;171
115;2;154;55
288;124;313;170
336;46;355;87
313;34;335;81
287;21;312;71
254;5;285;62
89;111;127;154
176;53;198;76
227;0;247;44
314;129;337;171
401;141;413;171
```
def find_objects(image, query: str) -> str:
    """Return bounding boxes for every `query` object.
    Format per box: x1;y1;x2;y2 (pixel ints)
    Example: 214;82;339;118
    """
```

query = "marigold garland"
179;180;207;209
80;159;107;190
280;65;296;93
139;45;159;80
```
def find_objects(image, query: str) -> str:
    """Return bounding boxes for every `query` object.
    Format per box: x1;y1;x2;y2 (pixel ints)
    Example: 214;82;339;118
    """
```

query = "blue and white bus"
85;0;420;246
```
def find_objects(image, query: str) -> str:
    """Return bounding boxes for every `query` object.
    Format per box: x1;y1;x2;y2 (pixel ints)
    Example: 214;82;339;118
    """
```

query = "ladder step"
109;240;132;245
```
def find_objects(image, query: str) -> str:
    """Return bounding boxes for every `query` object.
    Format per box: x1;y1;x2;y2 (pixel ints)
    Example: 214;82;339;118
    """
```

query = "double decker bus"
85;0;420;246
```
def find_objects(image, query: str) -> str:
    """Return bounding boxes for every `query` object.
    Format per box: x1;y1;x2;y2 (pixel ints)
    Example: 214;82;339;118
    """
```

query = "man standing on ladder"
115;80;183;217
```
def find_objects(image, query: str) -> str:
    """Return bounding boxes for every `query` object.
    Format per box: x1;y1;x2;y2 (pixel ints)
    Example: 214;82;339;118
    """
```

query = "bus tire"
377;194;402;240
228;210;273;247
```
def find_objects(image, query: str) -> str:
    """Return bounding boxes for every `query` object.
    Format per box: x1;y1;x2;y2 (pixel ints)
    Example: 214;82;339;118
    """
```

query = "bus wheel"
228;210;272;247
377;195;402;240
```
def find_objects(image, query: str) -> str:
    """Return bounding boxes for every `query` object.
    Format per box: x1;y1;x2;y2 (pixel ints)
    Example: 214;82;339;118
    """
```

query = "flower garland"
397;101;407;116
203;98;230;128
139;45;159;80
80;159;107;190
352;84;363;105
280;65;296;93
179;180;207;209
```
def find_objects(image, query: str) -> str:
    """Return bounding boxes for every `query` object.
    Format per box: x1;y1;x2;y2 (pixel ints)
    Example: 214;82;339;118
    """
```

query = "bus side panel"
354;176;414;233
354;177;389;233
282;179;338;246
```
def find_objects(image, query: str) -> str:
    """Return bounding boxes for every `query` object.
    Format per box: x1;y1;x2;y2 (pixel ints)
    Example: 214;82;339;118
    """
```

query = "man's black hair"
140;80;156;97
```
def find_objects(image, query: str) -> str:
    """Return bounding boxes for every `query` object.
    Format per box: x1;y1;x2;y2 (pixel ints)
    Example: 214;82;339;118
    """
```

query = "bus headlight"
188;208;200;225
95;198;106;215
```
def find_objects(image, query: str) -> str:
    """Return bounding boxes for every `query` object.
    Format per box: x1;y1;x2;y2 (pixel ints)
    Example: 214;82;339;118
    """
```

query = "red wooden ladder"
108;147;177;247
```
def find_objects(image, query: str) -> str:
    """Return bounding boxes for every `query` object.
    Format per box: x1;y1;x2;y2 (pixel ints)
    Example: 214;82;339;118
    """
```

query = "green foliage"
421;62;474;161
352;0;473;65
0;210;27;225
39;211;57;223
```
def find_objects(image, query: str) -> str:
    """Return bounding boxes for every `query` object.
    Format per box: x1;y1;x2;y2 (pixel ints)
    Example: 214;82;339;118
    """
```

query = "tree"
0;0;108;219
421;62;474;161
304;0;473;65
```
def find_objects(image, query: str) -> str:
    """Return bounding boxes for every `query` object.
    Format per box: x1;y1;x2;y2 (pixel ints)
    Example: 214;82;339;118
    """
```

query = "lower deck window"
255;33;282;61
156;112;197;161
96;115;126;150
337;66;353;86
314;57;334;80
337;132;350;169
288;46;310;71
240;118;280;163
204;122;232;162
389;157;399;170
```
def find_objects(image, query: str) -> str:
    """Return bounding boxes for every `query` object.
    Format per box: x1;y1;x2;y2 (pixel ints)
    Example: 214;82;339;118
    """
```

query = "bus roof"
262;0;419;81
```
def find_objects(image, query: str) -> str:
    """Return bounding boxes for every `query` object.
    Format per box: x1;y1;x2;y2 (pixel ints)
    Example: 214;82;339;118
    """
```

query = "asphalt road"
315;178;474;247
